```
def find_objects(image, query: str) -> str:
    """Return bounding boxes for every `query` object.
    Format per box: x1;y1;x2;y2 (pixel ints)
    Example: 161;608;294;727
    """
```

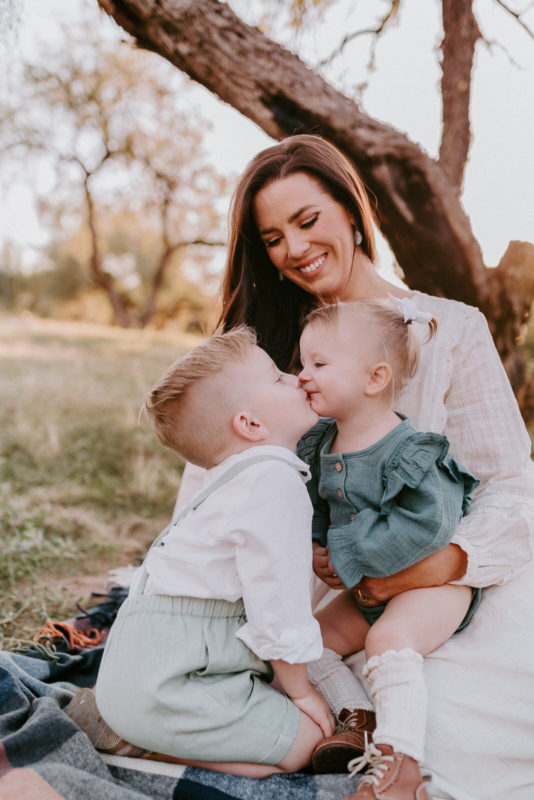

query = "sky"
2;0;533;281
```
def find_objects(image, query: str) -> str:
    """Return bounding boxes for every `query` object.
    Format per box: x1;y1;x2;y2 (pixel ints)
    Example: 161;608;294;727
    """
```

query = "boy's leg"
68;686;324;777
149;709;325;776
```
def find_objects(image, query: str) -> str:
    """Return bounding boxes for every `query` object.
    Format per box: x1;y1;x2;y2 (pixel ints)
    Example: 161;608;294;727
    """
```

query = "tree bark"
97;0;534;400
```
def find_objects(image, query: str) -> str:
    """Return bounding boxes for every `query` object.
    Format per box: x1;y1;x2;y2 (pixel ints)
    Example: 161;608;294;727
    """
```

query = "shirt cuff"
448;531;479;586
235;620;323;664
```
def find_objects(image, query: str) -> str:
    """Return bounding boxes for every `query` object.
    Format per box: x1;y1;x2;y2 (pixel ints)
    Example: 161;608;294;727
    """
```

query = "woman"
179;135;534;799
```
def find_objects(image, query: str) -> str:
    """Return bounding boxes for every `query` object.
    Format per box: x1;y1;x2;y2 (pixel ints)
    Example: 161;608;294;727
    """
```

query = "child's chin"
306;409;320;426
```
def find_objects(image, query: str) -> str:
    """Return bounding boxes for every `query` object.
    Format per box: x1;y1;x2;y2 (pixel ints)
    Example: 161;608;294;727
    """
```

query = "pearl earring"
353;228;363;247
279;271;284;282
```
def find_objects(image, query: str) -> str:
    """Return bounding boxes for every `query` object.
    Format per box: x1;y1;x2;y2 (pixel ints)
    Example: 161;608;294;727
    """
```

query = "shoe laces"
339;709;363;733
348;742;394;787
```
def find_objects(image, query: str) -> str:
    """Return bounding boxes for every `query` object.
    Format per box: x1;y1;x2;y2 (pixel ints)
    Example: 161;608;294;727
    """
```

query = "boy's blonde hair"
303;300;437;401
145;326;257;467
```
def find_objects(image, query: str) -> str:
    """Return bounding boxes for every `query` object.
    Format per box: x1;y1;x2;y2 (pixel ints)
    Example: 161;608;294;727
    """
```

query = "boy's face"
233;346;319;447
299;319;374;421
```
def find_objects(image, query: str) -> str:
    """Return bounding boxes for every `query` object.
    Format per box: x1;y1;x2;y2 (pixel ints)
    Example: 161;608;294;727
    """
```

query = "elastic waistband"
122;593;246;619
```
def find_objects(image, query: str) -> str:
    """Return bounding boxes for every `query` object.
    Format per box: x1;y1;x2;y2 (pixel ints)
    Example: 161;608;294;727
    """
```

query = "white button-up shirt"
141;445;323;665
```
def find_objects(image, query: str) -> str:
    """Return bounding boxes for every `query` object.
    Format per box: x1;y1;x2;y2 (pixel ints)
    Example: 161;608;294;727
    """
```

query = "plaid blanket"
0;648;358;800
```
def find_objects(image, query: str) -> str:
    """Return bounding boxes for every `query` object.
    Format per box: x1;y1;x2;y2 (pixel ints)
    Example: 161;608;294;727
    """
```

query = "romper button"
337;488;343;499
335;462;343;472
350;513;356;521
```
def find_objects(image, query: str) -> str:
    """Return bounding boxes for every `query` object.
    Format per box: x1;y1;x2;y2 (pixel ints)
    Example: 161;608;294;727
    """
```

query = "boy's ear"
231;411;269;442
365;362;392;396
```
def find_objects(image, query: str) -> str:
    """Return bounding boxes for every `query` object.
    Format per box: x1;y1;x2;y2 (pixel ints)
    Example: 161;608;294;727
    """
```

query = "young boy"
71;326;333;777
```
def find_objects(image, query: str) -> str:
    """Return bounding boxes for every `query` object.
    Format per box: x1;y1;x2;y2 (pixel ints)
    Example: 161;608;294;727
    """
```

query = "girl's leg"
308;591;376;773
362;584;472;763
315;589;370;655
309;590;372;716
365;584;472;659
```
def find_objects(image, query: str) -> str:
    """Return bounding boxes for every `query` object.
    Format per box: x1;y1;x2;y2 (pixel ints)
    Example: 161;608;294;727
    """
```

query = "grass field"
0;314;203;650
1;312;533;651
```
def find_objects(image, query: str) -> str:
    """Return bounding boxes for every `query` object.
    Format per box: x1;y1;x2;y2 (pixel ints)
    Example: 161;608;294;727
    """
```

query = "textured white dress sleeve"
395;295;534;588
440;309;534;586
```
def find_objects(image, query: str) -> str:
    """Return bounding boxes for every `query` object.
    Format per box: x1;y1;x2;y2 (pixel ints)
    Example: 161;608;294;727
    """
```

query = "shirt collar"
209;445;311;482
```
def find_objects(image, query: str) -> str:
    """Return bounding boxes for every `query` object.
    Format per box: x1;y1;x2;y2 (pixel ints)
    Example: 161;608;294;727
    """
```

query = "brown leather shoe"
344;743;429;799
312;707;376;774
65;688;147;756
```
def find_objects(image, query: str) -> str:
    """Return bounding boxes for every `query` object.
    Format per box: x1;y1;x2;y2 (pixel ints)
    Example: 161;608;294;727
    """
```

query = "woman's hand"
312;542;345;590
352;544;468;604
292;687;335;738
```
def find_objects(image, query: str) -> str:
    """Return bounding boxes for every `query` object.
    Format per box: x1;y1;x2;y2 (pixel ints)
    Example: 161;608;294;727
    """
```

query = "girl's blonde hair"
303;300;437;401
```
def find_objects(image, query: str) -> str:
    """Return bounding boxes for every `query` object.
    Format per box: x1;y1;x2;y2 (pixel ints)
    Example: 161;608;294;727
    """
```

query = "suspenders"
134;455;305;595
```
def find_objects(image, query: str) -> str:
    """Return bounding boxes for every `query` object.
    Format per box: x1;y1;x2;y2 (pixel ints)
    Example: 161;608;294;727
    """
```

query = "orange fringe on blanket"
33;619;106;651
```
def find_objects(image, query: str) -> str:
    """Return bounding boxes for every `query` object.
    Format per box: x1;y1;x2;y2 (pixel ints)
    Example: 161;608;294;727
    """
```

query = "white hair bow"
388;294;433;325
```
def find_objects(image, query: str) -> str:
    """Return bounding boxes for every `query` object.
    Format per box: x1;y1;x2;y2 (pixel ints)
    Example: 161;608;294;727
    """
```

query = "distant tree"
96;0;534;407
1;17;227;327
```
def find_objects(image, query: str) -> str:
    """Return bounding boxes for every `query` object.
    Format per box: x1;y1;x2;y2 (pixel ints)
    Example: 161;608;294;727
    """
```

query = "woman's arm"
354;543;467;605
440;310;534;586
360;308;534;602
327;461;468;590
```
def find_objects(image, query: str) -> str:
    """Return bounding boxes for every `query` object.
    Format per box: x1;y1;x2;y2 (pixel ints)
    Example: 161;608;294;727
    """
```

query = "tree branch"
438;0;480;191
494;0;534;38
318;0;401;68
96;0;534;400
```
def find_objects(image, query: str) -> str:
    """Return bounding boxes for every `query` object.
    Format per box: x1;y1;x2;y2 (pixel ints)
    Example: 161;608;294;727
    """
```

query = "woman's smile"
253;172;358;300
298;253;327;275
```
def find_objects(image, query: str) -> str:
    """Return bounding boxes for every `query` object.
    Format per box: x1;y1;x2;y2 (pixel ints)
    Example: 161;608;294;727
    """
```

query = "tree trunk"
97;0;534;401
84;179;132;327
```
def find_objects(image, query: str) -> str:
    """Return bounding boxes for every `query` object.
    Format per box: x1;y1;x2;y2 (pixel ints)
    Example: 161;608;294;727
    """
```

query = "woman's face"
252;172;357;301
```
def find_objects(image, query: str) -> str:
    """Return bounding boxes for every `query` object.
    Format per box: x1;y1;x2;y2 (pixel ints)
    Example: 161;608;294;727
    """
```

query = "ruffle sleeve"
380;432;479;514
297;418;336;464
328;433;480;589
297;419;336;545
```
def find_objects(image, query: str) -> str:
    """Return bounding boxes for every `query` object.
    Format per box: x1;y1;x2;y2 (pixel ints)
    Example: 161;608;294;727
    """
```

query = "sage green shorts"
95;594;300;764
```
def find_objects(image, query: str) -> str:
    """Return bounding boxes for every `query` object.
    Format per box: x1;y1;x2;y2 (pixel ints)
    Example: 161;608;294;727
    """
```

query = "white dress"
177;293;534;799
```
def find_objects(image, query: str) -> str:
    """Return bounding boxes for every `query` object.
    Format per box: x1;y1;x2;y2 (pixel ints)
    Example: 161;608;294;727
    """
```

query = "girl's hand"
354;544;468;604
312;542;345;590
292;687;335;737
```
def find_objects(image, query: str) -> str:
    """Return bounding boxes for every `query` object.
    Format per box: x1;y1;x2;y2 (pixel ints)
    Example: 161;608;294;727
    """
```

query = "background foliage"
0;316;200;649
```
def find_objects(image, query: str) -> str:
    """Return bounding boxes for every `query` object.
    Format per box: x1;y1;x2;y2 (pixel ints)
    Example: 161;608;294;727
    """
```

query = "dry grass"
0;314;203;649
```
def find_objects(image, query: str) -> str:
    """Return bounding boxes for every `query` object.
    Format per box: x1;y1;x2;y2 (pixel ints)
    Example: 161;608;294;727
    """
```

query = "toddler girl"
298;298;480;800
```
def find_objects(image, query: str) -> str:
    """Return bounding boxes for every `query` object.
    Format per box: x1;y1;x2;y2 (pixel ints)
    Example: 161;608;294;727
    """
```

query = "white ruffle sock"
363;648;426;762
308;647;374;716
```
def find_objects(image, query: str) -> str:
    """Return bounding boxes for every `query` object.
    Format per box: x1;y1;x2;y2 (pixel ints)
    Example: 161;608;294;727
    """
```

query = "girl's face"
299;320;374;420
252;172;357;301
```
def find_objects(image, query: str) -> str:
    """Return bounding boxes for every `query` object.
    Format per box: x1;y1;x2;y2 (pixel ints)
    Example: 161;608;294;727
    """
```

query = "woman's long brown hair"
219;135;377;371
